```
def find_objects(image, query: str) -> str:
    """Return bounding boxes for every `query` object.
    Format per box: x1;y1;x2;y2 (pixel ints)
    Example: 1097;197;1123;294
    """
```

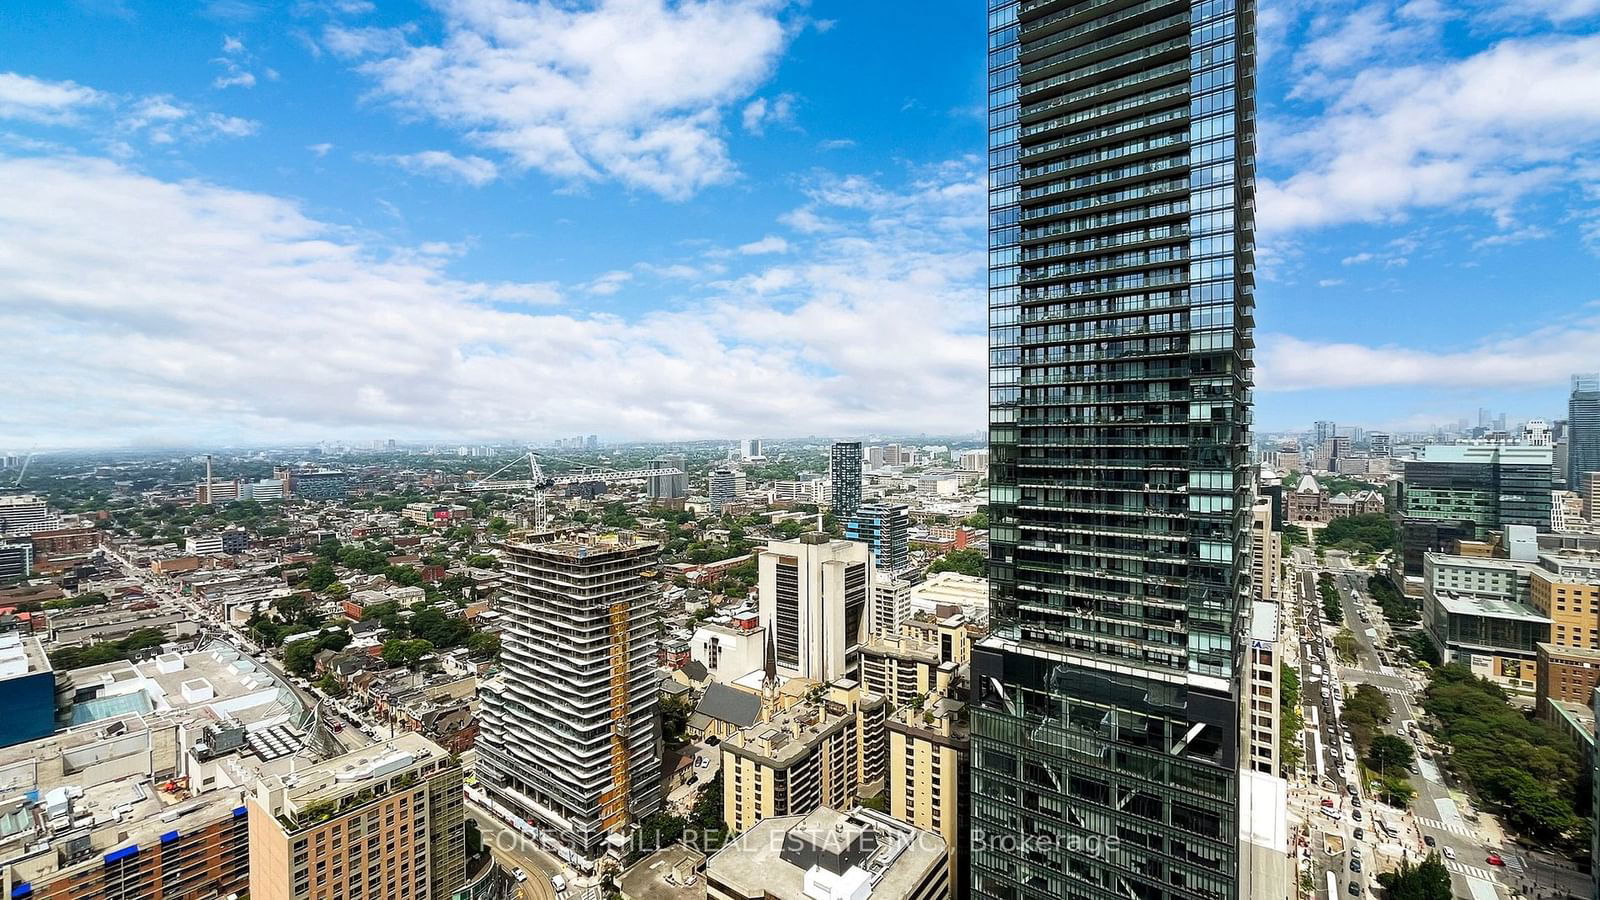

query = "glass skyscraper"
973;1;1256;898
1568;373;1600;490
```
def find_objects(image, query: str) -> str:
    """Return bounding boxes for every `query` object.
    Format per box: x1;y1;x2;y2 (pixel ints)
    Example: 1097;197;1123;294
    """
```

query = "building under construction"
476;531;663;861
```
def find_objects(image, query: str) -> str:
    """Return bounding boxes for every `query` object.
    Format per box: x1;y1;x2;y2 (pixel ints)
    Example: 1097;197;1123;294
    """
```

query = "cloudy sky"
2;0;1599;448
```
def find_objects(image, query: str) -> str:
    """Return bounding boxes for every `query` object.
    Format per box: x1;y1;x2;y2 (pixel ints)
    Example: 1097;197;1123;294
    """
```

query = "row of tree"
1423;664;1588;844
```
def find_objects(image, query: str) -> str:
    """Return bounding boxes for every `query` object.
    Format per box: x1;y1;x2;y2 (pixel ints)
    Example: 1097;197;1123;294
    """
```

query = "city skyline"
4;1;1600;447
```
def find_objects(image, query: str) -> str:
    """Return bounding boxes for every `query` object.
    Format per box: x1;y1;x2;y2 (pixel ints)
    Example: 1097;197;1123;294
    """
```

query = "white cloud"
0;73;105;124
0;152;985;445
1262;33;1600;239
308;142;334;157
582;270;633;296
329;0;793;199
737;235;788;255
212;34;262;89
1258;318;1600;391
1317;278;1344;287
741;92;796;135
382;150;498;186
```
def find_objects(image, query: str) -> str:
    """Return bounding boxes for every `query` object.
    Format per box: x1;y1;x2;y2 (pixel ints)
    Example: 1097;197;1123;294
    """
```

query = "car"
1321;797;1336;808
1348;881;1361;896
551;874;568;893
1423;835;1436;847
1351;809;1363;822
1350;858;1362;873
1352;827;1364;841
1347;784;1359;797
1350;847;1362;860
1350;795;1361;808
1343;748;1356;762
1486;853;1504;866
1321;808;1342;821
1442;847;1456;861
513;869;528;883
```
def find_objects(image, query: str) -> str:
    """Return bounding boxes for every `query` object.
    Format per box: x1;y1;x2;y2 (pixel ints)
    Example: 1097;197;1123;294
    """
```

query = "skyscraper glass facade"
1569;373;1600;490
831;441;864;518
974;0;1256;897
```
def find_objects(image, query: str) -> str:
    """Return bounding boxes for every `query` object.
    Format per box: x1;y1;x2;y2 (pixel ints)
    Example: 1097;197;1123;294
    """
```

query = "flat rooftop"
503;531;660;559
619;845;706;900
1432;592;1551;623
1249;600;1279;644
70;640;305;730
0;633;50;680
707;807;945;900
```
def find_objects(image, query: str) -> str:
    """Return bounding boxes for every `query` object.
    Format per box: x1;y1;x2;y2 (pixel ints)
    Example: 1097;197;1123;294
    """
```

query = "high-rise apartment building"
758;534;871;683
974;0;1257;897
1313;421;1337;447
708;467;746;514
1569;374;1600;490
870;572;913;640
740;438;765;460
646;454;688;501
844;501;911;573
477;533;663;858
887;666;970;892
719;680;887;835
248;733;465;900
1368;431;1392;457
829;441;863;517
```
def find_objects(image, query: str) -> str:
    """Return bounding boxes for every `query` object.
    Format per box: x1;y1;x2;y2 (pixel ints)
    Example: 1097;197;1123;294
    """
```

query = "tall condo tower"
830;441;864;518
1568;374;1600;490
476;532;663;859
972;1;1258;898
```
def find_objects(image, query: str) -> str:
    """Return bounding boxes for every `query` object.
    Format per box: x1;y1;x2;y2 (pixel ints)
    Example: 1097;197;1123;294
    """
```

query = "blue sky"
1;0;1598;447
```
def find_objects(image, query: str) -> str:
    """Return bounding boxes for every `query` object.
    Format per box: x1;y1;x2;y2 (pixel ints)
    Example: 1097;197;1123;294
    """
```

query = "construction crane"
462;452;684;529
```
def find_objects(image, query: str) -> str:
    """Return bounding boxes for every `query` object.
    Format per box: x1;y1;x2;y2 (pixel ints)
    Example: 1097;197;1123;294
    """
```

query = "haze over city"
3;4;1600;900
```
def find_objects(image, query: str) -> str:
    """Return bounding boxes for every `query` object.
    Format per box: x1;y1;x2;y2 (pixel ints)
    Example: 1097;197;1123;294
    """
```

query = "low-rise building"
705;806;948;900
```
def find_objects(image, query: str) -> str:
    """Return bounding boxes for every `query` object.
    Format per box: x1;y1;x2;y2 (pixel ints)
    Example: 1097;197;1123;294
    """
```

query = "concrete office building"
740;439;765;461
758;534;872;683
708;467;746;515
1569;374;1600;490
293;470;349;501
248;733;466;900
477;533;663;859
1369;432;1392;457
0;541;32;580
0;495;59;538
706;806;948;900
959;448;990;472
974;0;1257;897
845;502;910;573
829;442;863;518
1243;601;1281;776
1249;497;1279;604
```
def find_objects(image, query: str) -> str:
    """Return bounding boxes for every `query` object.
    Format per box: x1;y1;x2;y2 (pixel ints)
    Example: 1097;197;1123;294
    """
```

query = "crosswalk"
1444;859;1498;882
1414;816;1474;837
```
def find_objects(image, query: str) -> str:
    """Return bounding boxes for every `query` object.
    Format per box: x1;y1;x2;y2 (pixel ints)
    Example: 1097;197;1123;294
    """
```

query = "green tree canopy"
928;548;985;578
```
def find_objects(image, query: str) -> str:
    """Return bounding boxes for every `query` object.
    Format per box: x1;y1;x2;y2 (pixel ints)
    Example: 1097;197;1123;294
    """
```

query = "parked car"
1350;858;1362;873
1348;881;1360;896
1423;835;1436;848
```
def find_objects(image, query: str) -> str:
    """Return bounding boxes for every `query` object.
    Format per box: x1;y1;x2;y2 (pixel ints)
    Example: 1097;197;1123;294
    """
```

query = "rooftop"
1432;591;1551;623
706;807;945;900
1249;600;1279;644
0;633;50;681
618;845;706;900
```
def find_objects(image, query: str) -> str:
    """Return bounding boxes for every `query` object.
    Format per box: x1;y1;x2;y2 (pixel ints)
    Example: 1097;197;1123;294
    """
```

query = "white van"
551;874;568;893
